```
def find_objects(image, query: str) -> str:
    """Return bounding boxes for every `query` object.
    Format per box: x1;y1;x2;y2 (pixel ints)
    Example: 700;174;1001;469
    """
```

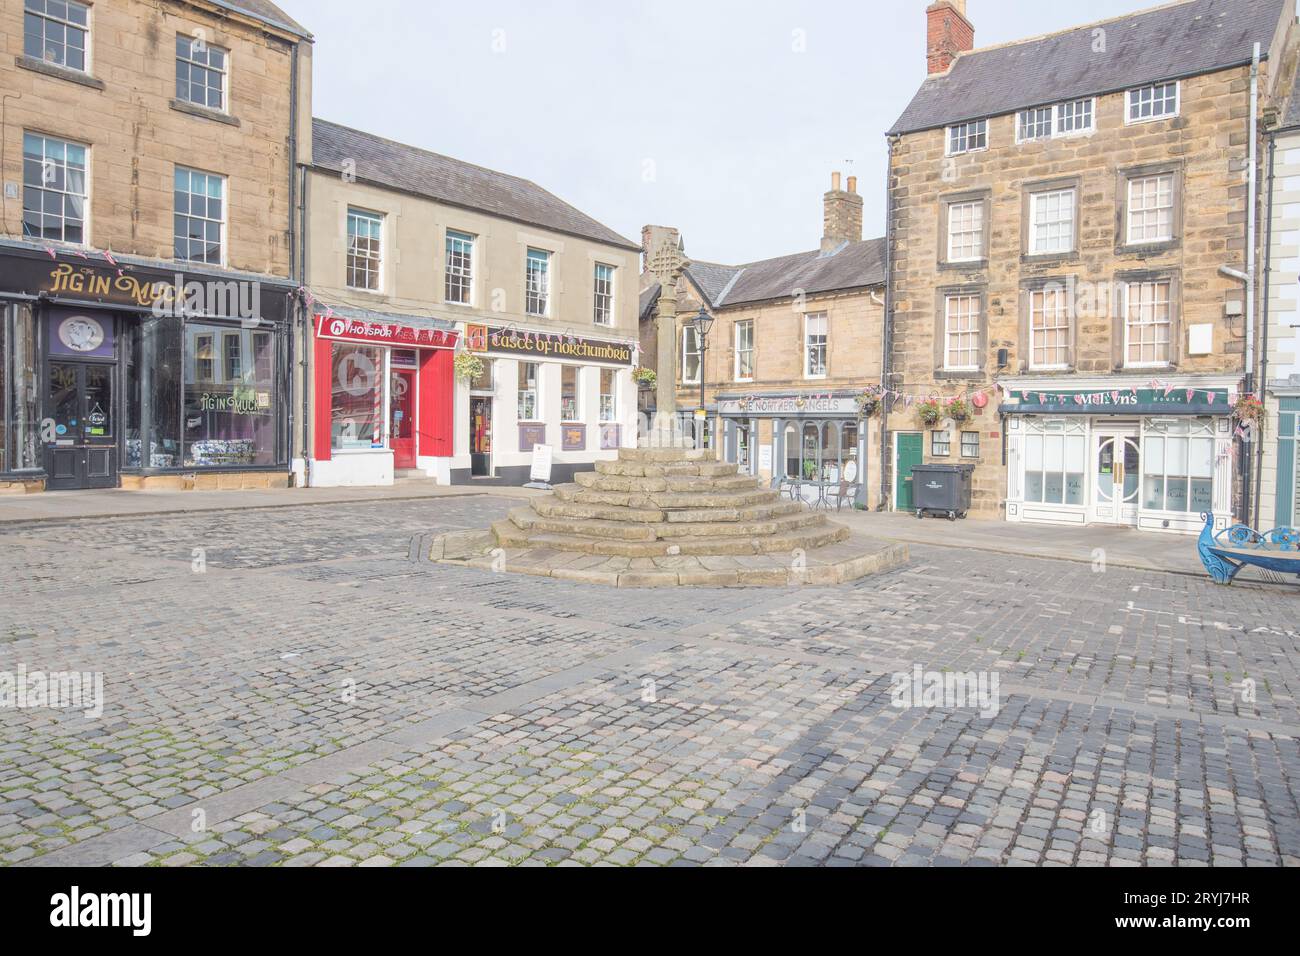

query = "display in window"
184;324;277;466
331;343;384;451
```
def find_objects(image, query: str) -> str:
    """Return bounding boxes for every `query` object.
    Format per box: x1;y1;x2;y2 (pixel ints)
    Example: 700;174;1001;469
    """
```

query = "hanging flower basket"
632;366;657;389
945;397;972;422
916;398;944;427
1233;394;1264;425
855;390;880;417
453;351;485;383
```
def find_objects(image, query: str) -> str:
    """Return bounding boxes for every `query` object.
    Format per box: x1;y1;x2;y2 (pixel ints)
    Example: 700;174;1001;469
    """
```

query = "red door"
390;369;417;469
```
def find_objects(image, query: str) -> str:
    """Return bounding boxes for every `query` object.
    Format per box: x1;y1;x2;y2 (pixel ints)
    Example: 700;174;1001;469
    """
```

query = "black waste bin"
911;463;974;519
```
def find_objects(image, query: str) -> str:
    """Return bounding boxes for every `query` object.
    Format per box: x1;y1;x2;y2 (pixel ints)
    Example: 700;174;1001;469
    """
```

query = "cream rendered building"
300;120;641;487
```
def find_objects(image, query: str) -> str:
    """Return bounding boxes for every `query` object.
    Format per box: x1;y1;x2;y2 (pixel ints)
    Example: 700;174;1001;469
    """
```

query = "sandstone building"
884;0;1296;535
639;175;887;508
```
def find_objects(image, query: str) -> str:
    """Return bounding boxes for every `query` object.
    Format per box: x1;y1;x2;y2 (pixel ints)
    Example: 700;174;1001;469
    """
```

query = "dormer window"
1127;82;1179;123
1017;99;1095;143
946;119;987;156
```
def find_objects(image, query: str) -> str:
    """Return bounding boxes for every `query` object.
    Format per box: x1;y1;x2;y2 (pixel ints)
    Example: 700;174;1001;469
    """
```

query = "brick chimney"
927;0;974;75
641;224;681;274
822;171;863;254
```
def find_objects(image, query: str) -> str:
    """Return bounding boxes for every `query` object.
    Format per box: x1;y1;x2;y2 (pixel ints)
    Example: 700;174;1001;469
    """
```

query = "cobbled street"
1;496;1297;867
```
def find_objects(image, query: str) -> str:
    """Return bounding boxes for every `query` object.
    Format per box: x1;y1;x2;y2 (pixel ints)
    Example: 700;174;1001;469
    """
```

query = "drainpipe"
1245;43;1260;527
286;40;299;474
878;135;898;511
1258;131;1276;529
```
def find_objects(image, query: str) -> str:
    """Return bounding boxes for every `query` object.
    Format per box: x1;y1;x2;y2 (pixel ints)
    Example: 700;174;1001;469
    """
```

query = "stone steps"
551;482;781;512
595;459;738;479
573;471;761;494
519;502;826;539
493;515;848;557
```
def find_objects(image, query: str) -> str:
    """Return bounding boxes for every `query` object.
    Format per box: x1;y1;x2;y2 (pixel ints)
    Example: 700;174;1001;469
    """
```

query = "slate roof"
1283;59;1300;130
211;0;311;38
638;238;886;318
890;0;1286;135
312;119;640;252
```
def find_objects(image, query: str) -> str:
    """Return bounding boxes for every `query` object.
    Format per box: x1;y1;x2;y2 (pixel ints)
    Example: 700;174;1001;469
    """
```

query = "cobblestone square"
1;497;1297;867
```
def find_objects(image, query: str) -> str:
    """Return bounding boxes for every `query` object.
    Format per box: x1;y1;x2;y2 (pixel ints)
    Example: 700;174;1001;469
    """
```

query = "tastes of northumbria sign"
466;324;633;366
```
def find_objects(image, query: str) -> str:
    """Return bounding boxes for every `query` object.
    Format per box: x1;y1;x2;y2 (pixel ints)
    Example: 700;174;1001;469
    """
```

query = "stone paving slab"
0;496;1297;867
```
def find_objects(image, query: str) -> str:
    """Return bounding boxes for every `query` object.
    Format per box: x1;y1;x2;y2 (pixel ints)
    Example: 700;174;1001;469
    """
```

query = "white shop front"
1003;376;1239;535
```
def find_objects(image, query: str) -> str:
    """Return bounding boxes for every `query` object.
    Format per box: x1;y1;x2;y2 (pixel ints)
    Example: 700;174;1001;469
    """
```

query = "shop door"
389;369;416;470
895;432;923;512
45;361;117;490
470;397;492;477
1092;432;1140;526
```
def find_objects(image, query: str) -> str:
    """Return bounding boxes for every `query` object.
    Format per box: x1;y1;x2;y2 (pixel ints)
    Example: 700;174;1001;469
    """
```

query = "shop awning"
314;302;458;350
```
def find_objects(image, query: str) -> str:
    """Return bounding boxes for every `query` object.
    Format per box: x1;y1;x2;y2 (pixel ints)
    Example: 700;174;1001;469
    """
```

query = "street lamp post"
691;307;714;449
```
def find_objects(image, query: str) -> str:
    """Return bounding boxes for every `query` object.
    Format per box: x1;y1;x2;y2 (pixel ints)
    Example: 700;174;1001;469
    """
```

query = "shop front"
717;392;873;508
456;323;636;485
309;307;458;487
0;247;293;493
1002;378;1239;535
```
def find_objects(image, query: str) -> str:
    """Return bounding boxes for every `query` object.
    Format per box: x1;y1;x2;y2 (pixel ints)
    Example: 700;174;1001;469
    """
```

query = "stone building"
0;0;312;493
300;120;641;488
639;174;887;508
884;0;1296;535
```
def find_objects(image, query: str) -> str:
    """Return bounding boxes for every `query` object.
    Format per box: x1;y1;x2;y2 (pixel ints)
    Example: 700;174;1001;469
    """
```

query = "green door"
895;432;923;511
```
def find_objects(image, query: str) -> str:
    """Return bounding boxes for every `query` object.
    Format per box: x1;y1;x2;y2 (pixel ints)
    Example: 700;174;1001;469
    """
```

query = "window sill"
169;99;241;127
938;259;987;273
1116;240;1179;257
935;369;985;381
1021;251;1079;266
15;56;104;90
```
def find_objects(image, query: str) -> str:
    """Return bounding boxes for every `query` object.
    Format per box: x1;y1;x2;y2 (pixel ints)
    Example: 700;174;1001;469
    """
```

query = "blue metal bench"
1198;512;1300;585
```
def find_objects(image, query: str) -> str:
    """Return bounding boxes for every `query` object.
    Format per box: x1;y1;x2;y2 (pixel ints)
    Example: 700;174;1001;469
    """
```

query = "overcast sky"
278;0;1161;264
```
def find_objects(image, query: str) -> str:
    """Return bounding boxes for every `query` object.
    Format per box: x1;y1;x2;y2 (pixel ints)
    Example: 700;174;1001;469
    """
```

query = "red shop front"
308;311;458;487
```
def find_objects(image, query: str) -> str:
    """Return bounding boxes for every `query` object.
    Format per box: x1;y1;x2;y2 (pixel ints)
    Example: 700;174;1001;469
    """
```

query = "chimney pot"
846;175;857;194
822;173;863;253
831;171;842;191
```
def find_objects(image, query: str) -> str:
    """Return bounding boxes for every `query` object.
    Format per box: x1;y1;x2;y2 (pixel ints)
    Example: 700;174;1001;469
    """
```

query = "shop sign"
562;425;586;451
519;424;547;453
316;314;457;349
718;394;858;416
1003;387;1232;416
599;424;621;451
467;324;633;366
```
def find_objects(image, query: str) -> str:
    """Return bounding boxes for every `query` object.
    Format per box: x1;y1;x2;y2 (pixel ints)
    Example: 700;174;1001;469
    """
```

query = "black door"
45;361;118;490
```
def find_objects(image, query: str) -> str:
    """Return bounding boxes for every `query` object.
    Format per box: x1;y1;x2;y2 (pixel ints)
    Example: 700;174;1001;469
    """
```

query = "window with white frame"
195;334;215;382
346;208;383;290
961;431;980;458
734;319;754;381
174;167;225;264
947;200;984;262
1029;287;1070;369
1127;82;1179;122
445;230;474;305
525;248;550;316
1017;107;1052;142
1124;279;1172;367
1022;418;1087;505
1143;419;1214;513
1126;174;1174;244
1028;187;1075;255
1057;98;1094;134
561;366;580;421
946;119;988;155
517;362;539;421
223;332;242;381
24;0;89;72
175;34;228;112
804;313;828;378
593;263;615;326
21;132;87;244
599;368;616;421
931;430;951;456
943;294;980;370
681;325;701;384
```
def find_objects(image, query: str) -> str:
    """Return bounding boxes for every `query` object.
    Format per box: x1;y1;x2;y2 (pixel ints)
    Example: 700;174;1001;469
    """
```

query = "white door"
1091;431;1140;526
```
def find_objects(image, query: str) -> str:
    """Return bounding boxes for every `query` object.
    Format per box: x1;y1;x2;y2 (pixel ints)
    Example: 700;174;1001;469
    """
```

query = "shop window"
23;132;88;245
599;368;616;421
1142;419;1214;513
185;323;277;466
194;334;214;382
126;316;182;468
1023;420;1086;505
517;362;538;421
932;430;951;457
1;303;42;473
961;431;980;458
330;343;384;451
561;366;580;421
782;420;856;483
